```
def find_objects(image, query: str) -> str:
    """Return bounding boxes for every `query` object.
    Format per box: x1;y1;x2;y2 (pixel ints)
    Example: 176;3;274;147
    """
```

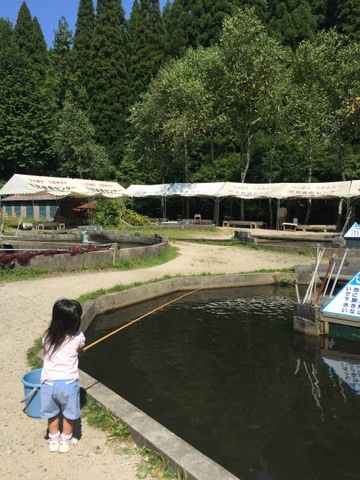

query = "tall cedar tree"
0;43;53;177
0;1;52;177
162;0;189;58
49;17;74;110
195;0;239;47
336;0;360;40
128;0;165;102
14;1;47;75
89;0;130;166
267;0;319;48
73;0;95;98
162;1;269;59
0;19;13;49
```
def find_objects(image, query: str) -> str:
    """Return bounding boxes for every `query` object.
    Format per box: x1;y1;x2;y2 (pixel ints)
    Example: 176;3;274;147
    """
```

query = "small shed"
0;194;63;220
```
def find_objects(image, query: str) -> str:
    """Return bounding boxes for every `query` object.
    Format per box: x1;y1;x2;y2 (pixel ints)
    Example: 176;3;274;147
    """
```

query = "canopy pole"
269;198;273;229
213;197;220;226
0;196;3;233
162;195;167;220
276;199;280;230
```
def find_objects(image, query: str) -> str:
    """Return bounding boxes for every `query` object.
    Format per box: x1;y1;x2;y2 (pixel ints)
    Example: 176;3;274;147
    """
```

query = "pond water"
81;286;360;480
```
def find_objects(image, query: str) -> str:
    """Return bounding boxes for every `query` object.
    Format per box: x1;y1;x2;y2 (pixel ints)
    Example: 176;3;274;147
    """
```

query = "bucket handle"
21;387;39;404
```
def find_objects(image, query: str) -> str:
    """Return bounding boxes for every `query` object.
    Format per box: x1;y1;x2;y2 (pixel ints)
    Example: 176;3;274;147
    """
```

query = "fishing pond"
81;285;360;480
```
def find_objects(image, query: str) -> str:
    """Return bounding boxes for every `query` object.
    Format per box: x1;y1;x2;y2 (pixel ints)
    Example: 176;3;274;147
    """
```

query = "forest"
0;0;359;190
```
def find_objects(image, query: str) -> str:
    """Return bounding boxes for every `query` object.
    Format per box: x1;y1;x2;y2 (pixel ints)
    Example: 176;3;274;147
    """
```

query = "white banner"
126;181;355;199
0;174;127;198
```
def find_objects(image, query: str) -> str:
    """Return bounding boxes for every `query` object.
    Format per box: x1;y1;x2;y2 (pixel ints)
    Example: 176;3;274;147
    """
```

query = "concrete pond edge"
80;272;297;480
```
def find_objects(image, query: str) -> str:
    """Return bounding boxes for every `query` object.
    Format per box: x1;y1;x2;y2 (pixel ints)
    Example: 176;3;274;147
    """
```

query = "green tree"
220;8;289;178
53;97;111;179
14;1;34;51
162;0;242;57
268;0;318;48
73;0;95;98
162;0;189;58
336;0;360;40
0;19;13;49
89;0;130;166
14;1;47;75
0;46;53;177
124;45;228;185
49;17;74;110
128;0;165;102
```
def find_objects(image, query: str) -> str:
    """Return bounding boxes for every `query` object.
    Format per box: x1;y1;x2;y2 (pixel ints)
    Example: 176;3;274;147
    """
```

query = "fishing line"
83;287;202;352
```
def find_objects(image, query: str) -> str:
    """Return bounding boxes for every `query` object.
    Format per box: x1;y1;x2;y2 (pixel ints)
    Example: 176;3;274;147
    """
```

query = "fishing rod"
83;287;202;352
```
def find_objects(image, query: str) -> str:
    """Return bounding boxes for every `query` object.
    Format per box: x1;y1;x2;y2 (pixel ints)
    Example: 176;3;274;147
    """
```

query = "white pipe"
303;248;322;303
323;255;337;298
329;248;348;298
303;248;325;304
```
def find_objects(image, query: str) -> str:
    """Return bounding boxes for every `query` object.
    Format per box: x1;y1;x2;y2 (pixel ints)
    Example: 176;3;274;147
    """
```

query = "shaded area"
81;286;360;480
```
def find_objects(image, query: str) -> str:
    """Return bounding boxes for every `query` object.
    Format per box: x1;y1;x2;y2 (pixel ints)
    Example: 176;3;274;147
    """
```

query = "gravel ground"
0;241;309;480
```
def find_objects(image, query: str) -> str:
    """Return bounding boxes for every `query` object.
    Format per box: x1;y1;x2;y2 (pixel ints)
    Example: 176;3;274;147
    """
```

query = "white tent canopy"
167;182;226;197
0;174;128;198
126;184;171;197
218;182;282;199
349;180;360;198
127;180;359;200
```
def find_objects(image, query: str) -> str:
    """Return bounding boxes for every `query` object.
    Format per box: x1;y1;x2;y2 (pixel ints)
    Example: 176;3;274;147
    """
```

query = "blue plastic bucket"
21;369;42;418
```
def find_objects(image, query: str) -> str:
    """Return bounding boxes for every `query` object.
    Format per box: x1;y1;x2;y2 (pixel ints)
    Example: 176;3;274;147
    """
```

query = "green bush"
121;207;150;226
94;199;150;228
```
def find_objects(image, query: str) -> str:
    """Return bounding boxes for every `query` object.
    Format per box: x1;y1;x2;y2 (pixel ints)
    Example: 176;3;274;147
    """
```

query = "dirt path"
0;242;309;479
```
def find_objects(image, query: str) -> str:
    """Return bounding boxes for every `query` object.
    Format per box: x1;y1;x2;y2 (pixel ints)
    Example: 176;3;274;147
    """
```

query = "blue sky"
0;1;167;47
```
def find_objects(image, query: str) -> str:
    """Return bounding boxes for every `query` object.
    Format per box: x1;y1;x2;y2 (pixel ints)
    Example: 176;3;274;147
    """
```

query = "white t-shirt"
41;331;86;383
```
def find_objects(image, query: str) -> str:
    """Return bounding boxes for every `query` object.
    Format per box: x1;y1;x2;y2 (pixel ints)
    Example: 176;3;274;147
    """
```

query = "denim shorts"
40;380;80;420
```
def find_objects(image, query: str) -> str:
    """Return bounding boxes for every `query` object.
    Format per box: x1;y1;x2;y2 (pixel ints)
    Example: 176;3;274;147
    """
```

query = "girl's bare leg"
62;417;74;436
48;415;59;435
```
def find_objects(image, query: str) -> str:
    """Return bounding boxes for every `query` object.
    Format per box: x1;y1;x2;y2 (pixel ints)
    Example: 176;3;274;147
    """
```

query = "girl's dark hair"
44;299;82;356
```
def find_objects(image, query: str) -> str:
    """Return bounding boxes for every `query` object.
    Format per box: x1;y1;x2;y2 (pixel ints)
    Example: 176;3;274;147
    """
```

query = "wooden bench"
282;222;298;231
283;223;337;232
222;220;266;229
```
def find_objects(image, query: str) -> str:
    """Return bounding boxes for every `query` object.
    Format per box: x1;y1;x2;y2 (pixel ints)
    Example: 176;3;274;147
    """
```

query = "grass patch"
186;238;262;249
82;396;130;441
82;398;178;478
137;447;180;479
0;267;45;283
26;337;43;369
113;244;177;270
123;225;217;239
243;267;294;274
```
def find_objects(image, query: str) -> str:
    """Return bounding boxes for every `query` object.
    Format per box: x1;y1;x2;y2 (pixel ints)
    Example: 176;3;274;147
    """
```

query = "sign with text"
322;272;360;319
344;222;360;238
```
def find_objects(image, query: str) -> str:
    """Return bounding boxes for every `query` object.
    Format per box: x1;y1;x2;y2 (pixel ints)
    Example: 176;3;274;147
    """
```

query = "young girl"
40;299;85;453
